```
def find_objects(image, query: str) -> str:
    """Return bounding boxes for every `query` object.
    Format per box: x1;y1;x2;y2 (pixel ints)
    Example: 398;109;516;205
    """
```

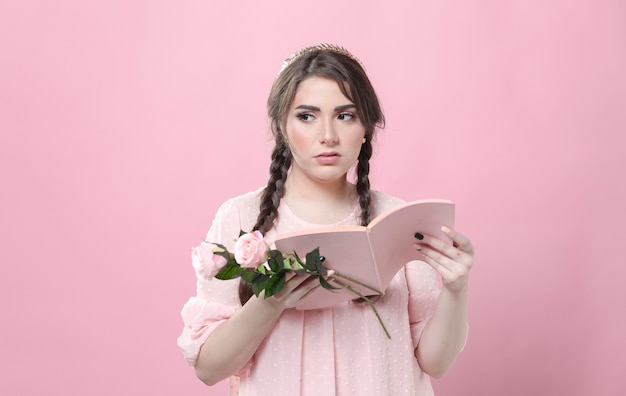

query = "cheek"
286;126;310;154
346;130;366;153
347;133;365;147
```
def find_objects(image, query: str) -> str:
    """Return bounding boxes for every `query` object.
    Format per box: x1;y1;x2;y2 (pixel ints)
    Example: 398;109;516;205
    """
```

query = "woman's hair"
239;44;385;304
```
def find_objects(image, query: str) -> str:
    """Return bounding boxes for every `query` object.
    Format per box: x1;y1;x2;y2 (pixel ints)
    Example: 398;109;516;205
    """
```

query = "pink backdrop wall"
2;1;625;395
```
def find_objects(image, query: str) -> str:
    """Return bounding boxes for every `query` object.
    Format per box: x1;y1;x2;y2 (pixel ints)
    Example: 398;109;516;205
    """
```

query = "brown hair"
239;45;385;304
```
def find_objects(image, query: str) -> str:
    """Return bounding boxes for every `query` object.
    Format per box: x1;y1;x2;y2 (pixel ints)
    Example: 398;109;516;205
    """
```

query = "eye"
338;112;355;121
297;113;315;122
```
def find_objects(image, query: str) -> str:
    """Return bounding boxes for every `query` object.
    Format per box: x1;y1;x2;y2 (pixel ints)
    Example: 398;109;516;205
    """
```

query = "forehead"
291;76;353;106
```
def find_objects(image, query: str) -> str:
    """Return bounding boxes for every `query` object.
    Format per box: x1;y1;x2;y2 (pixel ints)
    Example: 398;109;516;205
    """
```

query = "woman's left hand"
414;226;475;294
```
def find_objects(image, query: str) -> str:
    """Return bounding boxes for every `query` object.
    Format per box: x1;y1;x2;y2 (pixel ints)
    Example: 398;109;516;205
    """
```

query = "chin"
311;172;350;184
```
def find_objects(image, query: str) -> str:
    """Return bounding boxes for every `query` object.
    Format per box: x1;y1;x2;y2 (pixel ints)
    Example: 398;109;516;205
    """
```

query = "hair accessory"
278;43;364;75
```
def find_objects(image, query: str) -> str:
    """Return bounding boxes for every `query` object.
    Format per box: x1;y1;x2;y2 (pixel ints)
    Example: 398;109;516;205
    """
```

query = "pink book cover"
274;199;455;310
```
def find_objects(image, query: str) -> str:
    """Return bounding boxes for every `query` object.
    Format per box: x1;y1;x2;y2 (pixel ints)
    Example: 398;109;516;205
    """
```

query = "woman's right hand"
195;270;333;385
261;270;334;310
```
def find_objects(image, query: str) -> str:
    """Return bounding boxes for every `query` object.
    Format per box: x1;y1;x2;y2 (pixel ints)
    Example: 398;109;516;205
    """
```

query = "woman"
177;44;474;395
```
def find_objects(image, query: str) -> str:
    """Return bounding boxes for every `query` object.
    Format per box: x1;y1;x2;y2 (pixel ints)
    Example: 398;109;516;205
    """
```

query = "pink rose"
234;231;269;268
191;242;228;280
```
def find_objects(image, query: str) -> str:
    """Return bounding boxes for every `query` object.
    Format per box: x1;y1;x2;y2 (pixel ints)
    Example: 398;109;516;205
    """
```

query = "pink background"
1;1;625;395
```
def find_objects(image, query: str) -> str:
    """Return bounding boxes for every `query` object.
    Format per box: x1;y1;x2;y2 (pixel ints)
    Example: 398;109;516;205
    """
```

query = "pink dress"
177;188;441;395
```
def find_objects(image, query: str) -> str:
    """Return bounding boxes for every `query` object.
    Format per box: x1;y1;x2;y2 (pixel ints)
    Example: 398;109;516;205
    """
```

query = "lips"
317;151;340;157
315;152;341;165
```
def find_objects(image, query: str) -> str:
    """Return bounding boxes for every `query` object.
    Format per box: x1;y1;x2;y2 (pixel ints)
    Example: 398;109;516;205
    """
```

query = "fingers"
442;226;475;254
281;273;317;294
272;273;323;308
419;230;458;259
415;244;458;274
416;247;458;280
414;226;474;292
415;227;474;259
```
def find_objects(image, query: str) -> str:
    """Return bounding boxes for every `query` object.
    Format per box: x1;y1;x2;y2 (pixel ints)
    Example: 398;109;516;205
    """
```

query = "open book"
274;199;455;310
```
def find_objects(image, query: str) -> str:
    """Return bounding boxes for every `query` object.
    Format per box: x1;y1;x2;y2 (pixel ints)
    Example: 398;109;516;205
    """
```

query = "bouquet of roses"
192;230;391;338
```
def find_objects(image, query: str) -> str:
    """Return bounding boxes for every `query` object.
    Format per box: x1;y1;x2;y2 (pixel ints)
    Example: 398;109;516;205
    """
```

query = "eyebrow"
294;104;357;112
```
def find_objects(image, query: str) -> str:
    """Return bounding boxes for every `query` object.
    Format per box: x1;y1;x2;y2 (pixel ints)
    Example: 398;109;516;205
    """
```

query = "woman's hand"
261;270;335;310
414;226;474;294
413;226;474;377
195;270;333;385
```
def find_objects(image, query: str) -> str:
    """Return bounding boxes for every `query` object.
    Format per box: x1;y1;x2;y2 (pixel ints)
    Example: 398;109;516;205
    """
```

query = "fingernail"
414;232;424;240
441;226;451;234
320;256;326;262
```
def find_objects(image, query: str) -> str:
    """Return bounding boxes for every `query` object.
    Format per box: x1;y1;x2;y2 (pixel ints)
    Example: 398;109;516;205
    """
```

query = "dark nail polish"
414;233;424;240
319;256;326;262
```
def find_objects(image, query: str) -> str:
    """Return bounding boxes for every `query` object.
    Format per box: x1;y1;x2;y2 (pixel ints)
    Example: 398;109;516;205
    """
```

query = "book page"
367;200;455;287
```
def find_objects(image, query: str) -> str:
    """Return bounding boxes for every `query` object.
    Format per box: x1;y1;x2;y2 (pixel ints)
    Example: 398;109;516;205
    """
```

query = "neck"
284;173;354;203
283;172;358;224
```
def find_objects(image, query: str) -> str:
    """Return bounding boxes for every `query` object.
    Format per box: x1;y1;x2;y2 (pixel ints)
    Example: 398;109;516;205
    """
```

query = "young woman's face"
284;76;366;186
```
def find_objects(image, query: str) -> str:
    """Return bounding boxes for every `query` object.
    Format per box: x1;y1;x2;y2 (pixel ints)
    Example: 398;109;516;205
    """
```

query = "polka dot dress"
178;188;441;395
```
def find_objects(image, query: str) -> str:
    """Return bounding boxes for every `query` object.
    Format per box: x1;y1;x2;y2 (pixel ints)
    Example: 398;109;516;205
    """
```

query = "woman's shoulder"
219;187;265;209
213;187;265;214
211;187;264;229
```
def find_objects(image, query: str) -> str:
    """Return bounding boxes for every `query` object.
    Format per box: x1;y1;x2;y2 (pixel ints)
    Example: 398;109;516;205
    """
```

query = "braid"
253;138;291;233
356;138;373;226
239;137;291;304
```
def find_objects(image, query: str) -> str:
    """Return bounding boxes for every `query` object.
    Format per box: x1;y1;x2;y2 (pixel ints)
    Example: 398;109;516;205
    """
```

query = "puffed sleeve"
405;260;441;348
176;198;245;366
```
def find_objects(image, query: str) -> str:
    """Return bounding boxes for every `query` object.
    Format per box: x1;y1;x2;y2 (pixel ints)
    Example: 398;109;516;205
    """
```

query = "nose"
319;119;338;145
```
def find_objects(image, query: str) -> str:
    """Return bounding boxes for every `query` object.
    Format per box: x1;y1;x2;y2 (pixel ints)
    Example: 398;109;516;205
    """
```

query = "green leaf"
252;279;269;297
250;272;270;284
239;230;246;237
268;250;283;272
304;248;319;272
294;251;304;266
264;273;286;298
215;260;244;280
240;270;259;283
314;258;327;277
269;249;283;264
319;275;341;291
306;248;326;276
